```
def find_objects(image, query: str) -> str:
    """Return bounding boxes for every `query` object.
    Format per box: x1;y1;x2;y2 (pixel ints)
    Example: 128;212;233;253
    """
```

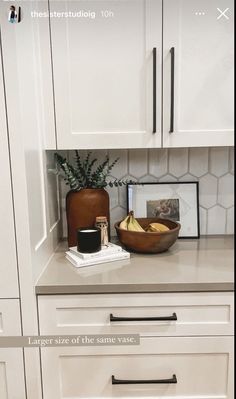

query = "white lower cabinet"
38;292;234;336
0;300;21;335
0;349;26;399
41;337;233;399
0;299;26;398
38;293;234;398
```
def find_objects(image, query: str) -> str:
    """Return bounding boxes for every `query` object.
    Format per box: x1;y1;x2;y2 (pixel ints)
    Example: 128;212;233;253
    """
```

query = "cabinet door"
0;299;25;399
0;299;21;336
0;349;26;399
0;42;19;298
50;0;162;149
163;0;234;147
41;336;233;399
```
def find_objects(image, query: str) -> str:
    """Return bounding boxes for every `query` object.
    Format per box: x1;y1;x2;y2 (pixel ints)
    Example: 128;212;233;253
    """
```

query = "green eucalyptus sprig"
54;151;133;190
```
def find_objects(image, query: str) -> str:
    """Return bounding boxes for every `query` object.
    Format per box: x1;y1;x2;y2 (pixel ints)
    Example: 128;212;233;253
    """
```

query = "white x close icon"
217;7;230;19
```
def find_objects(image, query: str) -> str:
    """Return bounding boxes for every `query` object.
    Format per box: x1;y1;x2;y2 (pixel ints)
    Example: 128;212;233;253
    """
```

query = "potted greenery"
55;151;131;246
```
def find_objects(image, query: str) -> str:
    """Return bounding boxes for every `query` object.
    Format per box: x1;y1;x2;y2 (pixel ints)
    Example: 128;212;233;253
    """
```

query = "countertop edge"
35;282;234;295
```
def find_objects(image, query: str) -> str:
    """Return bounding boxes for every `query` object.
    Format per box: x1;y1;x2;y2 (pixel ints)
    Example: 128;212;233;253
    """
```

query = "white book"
69;242;123;260
65;250;130;268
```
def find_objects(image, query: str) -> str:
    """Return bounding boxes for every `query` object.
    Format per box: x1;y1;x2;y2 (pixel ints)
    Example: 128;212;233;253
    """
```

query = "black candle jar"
77;227;101;253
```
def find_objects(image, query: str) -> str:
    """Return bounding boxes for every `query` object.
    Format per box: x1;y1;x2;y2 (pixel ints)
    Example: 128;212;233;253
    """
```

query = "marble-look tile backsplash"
59;147;234;237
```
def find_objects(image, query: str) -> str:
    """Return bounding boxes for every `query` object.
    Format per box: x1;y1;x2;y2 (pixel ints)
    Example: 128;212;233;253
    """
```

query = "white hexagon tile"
139;174;158;183
110;206;127;236
199;174;218;209
158;174;177;182
189;148;209;177
199;207;207;235
118;185;128;209
207;206;226;235
229;147;234;174
169;148;189;177
129;149;148;178
117;174;137;209
149;149;168;177
108;149;128;180
105;185;119;210
226;207;234;234
60;147;234;237
210;147;229;177
177;173;197;182
218;174;234;208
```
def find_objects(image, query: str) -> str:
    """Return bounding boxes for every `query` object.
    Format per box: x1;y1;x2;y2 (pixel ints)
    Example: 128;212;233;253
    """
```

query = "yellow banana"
148;222;169;232
119;211;145;232
147;225;161;232
127;211;145;232
119;214;130;230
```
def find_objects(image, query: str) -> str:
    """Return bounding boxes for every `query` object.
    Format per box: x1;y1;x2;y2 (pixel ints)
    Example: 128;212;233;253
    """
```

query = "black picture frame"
127;181;200;239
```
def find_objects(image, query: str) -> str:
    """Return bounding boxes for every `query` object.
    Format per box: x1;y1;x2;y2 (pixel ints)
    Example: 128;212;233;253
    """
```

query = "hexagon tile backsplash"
60;147;234;237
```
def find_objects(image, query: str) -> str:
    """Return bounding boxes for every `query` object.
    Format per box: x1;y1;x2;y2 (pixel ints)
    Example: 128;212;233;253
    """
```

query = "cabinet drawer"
41;336;233;399
38;292;234;336
0;299;21;336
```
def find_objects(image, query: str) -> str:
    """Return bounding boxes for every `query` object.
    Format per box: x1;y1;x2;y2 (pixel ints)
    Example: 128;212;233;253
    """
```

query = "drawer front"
0;299;21;336
41;336;233;399
38;292;234;336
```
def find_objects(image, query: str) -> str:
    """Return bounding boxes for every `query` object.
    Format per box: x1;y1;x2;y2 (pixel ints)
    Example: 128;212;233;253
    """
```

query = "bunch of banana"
146;222;170;233
119;211;145;232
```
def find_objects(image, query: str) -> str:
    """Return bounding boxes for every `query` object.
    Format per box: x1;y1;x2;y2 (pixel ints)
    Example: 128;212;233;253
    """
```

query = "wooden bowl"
114;218;181;254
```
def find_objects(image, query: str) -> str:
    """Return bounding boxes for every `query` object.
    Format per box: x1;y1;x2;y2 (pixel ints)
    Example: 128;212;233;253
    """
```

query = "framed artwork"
127;182;200;238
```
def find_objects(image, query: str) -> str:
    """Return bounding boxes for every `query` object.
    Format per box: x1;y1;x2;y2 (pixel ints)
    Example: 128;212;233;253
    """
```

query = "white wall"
57;147;234;237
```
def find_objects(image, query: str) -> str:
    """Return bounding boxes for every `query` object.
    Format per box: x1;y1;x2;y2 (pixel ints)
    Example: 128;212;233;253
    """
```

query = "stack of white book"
65;242;130;268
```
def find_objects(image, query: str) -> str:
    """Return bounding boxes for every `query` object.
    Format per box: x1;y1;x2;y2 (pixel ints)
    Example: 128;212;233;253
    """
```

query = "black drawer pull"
153;47;157;133
169;47;175;133
110;312;177;322
112;374;177;385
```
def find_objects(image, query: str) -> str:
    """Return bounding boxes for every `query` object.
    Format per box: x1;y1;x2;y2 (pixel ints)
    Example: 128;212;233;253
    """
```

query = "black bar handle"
169;47;175;133
152;47;157;133
110;312;177;322
18;7;21;23
112;374;177;385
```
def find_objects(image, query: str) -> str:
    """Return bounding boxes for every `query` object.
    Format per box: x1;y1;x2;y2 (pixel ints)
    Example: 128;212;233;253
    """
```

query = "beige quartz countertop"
35;236;234;294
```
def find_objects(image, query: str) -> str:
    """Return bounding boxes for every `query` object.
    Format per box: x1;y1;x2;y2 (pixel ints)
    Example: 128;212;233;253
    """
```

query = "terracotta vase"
66;188;110;247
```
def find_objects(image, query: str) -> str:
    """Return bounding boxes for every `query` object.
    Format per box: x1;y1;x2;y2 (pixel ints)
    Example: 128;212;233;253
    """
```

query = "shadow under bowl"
114;218;181;254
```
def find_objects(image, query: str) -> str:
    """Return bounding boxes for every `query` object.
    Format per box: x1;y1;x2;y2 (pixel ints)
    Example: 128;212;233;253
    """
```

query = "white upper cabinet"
163;0;234;147
0;47;19;299
0;0;60;283
49;0;233;149
49;0;162;149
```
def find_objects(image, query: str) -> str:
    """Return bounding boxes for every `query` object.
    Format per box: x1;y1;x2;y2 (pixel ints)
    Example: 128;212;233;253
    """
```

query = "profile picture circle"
8;5;19;23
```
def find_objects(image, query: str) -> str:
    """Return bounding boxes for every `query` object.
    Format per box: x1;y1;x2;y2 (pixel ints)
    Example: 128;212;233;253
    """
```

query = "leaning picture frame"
127;182;200;238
